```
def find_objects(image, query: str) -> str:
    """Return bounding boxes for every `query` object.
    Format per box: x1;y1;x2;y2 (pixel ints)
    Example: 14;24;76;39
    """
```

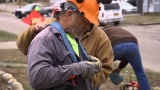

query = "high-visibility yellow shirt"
35;6;40;11
66;33;79;57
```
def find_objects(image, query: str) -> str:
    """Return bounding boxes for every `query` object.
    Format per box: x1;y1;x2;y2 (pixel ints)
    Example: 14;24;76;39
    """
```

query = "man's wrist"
117;67;122;71
71;63;82;75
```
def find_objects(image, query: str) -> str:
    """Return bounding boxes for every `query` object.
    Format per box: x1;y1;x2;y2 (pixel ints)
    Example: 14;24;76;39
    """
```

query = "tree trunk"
12;0;16;3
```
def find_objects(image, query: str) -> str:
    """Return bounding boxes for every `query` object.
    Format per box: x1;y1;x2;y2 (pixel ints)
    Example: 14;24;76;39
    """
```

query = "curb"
0;62;27;67
120;22;160;26
0;70;24;90
139;22;160;26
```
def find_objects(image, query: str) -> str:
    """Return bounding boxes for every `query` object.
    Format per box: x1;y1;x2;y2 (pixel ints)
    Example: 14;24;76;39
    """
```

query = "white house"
112;0;128;2
143;0;160;13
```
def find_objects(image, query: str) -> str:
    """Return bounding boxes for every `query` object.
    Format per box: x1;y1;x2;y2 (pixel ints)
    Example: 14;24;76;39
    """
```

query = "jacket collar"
81;24;98;38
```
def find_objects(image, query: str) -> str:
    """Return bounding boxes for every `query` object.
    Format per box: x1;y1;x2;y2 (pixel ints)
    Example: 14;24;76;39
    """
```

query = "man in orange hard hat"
17;0;113;90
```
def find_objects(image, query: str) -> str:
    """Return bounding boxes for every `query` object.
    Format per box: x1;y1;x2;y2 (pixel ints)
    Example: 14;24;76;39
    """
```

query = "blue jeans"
113;42;150;90
96;87;99;90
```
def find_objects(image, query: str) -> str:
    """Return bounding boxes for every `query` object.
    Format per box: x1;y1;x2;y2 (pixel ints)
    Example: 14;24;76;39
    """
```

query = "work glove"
79;61;97;78
79;56;102;78
88;55;102;73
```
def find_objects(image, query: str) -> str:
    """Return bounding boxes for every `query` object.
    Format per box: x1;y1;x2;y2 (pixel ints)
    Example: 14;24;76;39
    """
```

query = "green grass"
100;64;160;90
1;64;160;90
0;49;27;64
0;49;160;90
121;67;160;85
0;30;17;42
9;1;49;6
122;14;160;24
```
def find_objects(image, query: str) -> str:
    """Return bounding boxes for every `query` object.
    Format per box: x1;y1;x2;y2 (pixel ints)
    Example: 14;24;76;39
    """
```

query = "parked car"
98;3;123;26
127;0;137;6
14;3;54;19
52;0;66;8
118;2;137;14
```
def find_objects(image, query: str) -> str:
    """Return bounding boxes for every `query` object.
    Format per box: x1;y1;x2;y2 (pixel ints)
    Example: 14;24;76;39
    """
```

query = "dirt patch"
0;66;32;90
0;9;7;12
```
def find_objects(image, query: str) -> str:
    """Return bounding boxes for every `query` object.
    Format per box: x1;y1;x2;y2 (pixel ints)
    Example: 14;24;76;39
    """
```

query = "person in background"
102;25;150;90
17;0;113;90
34;5;40;11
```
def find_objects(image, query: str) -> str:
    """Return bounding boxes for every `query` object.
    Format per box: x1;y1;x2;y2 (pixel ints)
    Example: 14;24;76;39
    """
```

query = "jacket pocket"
57;51;70;62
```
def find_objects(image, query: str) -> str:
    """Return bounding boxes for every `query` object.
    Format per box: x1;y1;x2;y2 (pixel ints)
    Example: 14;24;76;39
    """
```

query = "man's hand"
88;55;102;72
79;56;102;78
32;21;48;33
79;61;97;78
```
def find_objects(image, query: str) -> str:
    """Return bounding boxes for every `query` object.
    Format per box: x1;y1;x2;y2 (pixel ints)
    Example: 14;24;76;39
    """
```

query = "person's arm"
92;31;113;88
16;18;56;55
17;26;37;55
27;31;101;89
112;58;128;74
81;26;113;89
27;36;83;89
119;58;128;69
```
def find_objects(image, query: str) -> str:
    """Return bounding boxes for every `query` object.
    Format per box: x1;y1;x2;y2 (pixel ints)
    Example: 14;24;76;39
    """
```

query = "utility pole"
19;0;21;8
5;0;9;11
12;0;15;4
137;0;143;14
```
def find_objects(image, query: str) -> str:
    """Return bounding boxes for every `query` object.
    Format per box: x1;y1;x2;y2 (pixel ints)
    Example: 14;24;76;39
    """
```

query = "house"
112;0;128;2
143;0;160;13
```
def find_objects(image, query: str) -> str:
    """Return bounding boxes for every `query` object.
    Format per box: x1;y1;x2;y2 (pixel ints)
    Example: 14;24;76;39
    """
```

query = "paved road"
0;12;28;35
118;25;160;72
0;3;23;12
0;12;160;72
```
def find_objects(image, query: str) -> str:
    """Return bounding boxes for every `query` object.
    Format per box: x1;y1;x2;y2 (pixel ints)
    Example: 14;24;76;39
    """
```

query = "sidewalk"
0;41;17;49
0;41;22;66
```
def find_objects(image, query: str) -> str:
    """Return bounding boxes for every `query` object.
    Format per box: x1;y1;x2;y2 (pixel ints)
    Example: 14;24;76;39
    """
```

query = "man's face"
68;12;90;38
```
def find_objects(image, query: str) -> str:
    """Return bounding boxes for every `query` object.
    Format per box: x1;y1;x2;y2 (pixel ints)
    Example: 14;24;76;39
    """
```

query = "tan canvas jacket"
16;18;113;89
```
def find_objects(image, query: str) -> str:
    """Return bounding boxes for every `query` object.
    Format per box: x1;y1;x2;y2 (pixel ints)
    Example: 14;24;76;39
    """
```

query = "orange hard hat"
67;0;100;25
